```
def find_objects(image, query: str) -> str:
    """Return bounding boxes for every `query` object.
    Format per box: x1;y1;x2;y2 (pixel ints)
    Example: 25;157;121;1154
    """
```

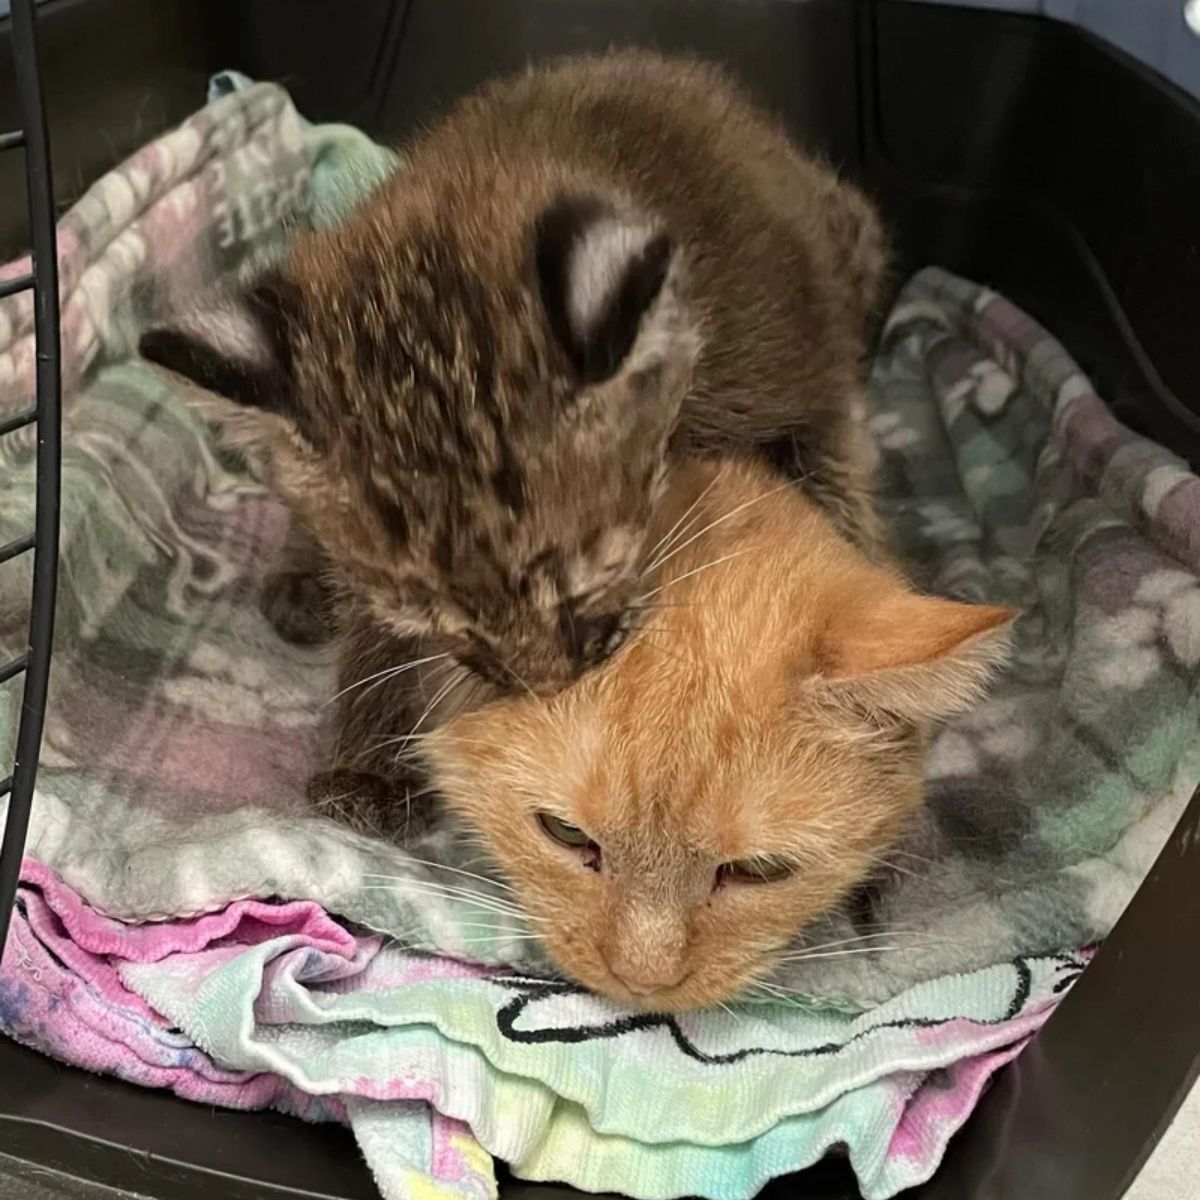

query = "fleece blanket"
1;80;1198;1197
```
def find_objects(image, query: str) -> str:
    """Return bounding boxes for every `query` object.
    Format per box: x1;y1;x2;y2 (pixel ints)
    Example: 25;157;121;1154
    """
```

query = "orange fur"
424;459;1015;1011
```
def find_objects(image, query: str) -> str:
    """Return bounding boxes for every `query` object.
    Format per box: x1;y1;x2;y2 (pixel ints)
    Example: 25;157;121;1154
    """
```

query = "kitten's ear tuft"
816;583;1017;724
139;272;303;416
534;194;682;384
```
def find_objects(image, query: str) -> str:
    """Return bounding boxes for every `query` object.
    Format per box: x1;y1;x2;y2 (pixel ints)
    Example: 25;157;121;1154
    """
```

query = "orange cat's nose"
603;951;688;996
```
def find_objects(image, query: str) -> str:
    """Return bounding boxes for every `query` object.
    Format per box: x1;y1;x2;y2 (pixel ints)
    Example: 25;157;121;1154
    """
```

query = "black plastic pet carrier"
0;2;1198;1198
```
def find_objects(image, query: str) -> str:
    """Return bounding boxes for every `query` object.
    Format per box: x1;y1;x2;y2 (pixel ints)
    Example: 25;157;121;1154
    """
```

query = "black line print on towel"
486;954;1085;1065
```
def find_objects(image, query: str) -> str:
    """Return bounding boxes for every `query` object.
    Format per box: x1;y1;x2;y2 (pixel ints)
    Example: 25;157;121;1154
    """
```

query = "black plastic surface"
862;2;1200;467
0;1037;376;1200
193;0;401;128
378;0;860;169
2;2;1200;1199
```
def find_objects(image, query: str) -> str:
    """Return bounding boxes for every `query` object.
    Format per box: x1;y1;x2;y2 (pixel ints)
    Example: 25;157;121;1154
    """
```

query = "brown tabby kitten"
423;457;1014;1012
139;50;888;812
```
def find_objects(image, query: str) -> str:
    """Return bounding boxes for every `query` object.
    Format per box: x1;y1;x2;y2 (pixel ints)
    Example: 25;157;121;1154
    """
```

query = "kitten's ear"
816;585;1017;724
138;272;302;416
534;194;692;386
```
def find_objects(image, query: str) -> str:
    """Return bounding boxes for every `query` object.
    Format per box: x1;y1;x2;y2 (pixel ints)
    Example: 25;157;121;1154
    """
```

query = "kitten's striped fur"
141;50;888;813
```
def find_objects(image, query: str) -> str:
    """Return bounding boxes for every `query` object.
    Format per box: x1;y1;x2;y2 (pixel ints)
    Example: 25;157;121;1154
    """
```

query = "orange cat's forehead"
533;648;857;861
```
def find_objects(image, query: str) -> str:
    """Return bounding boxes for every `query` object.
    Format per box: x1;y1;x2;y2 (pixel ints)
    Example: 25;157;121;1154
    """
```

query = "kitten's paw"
307;767;438;843
261;569;333;645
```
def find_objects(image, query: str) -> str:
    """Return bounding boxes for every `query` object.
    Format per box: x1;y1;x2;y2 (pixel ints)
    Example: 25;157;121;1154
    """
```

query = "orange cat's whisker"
359;881;540;922
365;862;517;894
358;880;520;909
851;849;929;882
744;979;832;1009
378;879;525;910
771;944;918;966
788;930;925;955
712;1000;743;1023
450;922;541;936
398;888;540;921
745;981;793;1002
457;934;546;946
885;848;942;866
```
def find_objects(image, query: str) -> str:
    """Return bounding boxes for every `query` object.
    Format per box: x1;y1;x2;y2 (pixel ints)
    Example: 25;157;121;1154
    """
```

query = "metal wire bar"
0;0;62;963
0;271;34;299
0;406;37;436
0;532;35;565
0;656;29;687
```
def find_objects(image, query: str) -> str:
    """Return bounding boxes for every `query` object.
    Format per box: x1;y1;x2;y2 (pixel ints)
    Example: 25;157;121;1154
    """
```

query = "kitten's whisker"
357;658;446;703
641;481;713;570
639;465;728;575
627;601;699;611
497;657;538;702
325;653;450;706
642;478;794;577
561;601;580;666
366;731;435;753
635;548;753;605
433;736;509;753
403;785;441;803
405;669;468;742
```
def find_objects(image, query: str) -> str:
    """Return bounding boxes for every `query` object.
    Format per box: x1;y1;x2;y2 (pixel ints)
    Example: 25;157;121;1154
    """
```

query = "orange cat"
423;458;1014;1011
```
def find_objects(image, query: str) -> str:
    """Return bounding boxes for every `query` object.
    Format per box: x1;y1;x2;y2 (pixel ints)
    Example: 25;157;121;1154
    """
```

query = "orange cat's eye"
537;811;594;850
717;858;794;886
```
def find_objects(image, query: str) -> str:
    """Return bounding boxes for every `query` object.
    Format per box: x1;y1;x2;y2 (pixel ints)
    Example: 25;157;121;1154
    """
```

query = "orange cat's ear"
815;583;1017;723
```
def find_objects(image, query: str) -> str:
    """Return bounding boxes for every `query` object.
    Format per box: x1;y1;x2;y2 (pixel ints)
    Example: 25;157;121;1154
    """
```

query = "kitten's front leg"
261;518;335;646
308;608;444;842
